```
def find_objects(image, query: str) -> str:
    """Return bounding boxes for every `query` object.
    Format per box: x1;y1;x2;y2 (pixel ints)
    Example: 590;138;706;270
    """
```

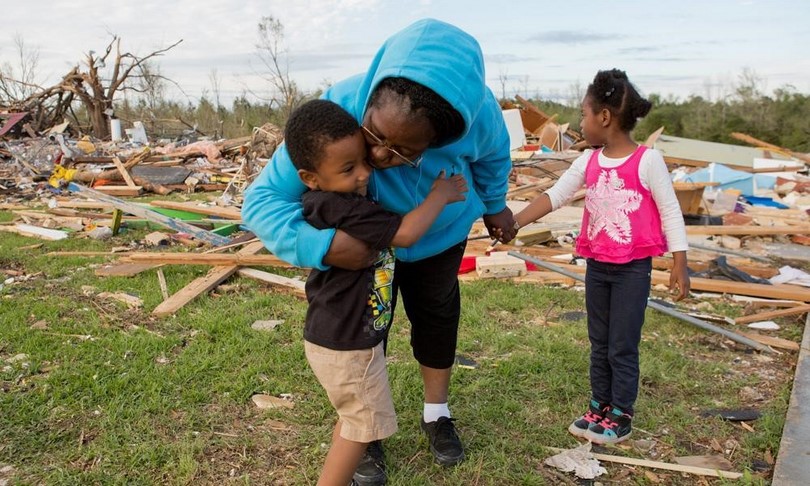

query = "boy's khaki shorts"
304;340;398;443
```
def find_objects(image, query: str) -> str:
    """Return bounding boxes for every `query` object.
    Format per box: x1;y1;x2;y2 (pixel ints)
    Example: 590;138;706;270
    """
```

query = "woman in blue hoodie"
242;18;516;484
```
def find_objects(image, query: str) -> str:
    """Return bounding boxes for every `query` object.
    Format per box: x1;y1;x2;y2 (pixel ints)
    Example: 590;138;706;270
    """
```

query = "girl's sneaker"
568;399;609;438
585;406;632;444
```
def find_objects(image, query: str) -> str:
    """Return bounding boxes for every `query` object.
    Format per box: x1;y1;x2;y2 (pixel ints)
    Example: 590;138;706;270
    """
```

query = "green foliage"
523;79;810;152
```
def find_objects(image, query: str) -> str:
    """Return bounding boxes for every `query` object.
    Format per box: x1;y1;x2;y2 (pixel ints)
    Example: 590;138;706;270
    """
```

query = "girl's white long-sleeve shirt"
544;148;689;253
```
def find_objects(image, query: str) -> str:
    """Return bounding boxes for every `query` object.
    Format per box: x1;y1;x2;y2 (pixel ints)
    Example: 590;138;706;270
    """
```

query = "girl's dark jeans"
585;257;652;415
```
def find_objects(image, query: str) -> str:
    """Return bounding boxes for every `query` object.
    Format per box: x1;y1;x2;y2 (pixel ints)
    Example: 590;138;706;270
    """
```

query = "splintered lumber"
97;263;158;277
237;268;306;298
475;252;527;278
148;200;242;220
66;182;230;246
664;155;710;168
643;126;665;147
508;251;774;353
672;273;810;302
734;303;810;325
91;185;143;197
685;225;810;236
740;332;800;351
688;241;771;263
125;253;291;267
112;157;137;188
730;132;810;165
545;447;742;480
152;241;265;317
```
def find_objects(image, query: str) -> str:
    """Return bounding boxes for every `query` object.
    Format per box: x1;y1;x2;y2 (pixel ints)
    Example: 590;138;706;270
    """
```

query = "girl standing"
514;69;690;444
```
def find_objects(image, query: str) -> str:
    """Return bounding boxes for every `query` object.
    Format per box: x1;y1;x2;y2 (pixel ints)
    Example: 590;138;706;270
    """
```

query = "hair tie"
605;87;616;98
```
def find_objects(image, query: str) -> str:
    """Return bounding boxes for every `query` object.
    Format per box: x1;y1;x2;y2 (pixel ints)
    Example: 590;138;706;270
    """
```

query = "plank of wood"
643;126;665;147
730;132;810;164
149;200;242;220
50;251;135;256
465;247;810;302
686;225;810;236
125;253;294;267
545;447;742;479
664;155;710;168
152;241;265;317
156;268;169;300
55;201;115;210
96;262;159;277
93;185;143;197
237;268;306;298
740;332;800;351
67;182;231;246
744;299;807;309
748;165;804;174
734;304;810;324
112;157;137;188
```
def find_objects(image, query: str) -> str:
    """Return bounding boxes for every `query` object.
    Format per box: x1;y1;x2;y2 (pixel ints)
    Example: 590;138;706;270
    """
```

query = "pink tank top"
574;146;668;263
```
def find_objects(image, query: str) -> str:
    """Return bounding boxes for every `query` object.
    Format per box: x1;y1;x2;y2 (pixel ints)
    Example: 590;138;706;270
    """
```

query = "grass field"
0;207;801;485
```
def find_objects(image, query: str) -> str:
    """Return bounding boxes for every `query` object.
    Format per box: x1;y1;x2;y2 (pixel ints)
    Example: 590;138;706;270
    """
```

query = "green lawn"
0;208;797;485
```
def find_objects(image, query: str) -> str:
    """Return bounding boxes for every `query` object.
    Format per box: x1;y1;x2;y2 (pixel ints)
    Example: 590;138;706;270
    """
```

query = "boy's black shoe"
352;440;386;485
585;406;633;444
420;417;465;466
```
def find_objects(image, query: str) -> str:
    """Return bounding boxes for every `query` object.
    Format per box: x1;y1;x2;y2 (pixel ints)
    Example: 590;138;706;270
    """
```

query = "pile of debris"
2;97;809;329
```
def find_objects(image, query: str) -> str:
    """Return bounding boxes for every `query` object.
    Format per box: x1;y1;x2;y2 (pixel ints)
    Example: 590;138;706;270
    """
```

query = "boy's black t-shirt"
302;191;403;350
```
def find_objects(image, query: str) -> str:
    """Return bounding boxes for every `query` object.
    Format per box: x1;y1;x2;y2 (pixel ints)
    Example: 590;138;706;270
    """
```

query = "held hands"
431;170;467;203
483;207;518;243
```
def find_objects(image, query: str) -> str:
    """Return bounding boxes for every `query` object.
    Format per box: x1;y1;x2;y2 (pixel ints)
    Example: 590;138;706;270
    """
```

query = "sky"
3;0;809;108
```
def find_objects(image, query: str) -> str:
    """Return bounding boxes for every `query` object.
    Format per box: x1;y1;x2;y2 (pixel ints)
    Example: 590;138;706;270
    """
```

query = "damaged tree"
255;16;304;122
61;37;183;139
2;36;182;139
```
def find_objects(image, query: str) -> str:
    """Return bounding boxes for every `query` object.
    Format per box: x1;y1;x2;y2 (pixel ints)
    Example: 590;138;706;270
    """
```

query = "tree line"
531;77;810;153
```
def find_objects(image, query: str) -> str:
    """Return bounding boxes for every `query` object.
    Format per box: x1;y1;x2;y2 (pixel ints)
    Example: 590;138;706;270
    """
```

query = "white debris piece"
544;442;607;479
747;321;780;330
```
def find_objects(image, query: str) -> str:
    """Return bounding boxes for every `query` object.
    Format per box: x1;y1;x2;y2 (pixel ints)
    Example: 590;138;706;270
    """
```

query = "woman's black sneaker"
420;417;465;466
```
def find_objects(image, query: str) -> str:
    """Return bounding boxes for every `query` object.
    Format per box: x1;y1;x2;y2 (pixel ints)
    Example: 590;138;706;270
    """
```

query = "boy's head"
286;99;371;195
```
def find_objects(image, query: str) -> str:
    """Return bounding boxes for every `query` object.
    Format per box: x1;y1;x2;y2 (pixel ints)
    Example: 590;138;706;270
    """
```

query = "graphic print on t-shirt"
369;248;395;331
586;169;642;245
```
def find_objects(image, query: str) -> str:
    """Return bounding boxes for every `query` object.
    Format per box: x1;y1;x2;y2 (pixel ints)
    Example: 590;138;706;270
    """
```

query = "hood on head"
354;18;486;141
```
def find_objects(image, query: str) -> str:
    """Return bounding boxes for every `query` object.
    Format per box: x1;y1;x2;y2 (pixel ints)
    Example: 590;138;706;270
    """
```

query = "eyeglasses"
361;125;424;168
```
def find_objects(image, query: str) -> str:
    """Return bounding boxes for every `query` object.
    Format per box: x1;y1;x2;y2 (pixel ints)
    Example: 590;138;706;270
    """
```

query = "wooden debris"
112;156;137;188
148;200;242;220
740;332;800;351
545;447;742;479
685;225;810;236
91;185;143;197
475;252;527;279
237;268;306;298
124;252;293;267
734;304;810;325
730;132;810;165
67;182;230;246
151;241;265;316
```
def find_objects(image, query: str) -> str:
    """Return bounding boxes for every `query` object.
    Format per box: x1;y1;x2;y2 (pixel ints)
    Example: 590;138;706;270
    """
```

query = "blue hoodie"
242;18;511;269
